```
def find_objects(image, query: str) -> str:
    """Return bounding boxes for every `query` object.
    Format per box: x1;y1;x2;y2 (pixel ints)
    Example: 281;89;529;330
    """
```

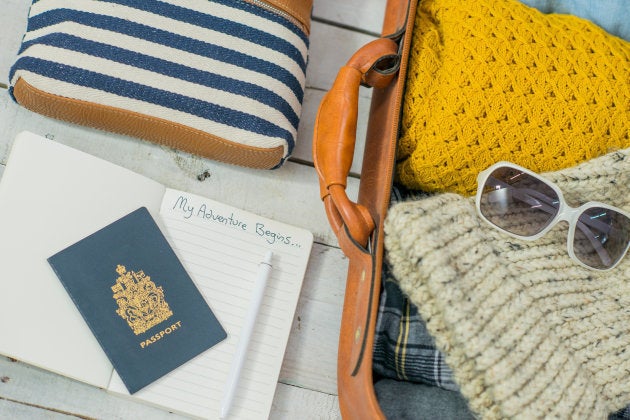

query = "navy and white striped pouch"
9;0;311;169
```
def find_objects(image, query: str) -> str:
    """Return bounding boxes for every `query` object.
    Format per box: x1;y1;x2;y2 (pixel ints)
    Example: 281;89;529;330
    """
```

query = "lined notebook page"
108;188;313;419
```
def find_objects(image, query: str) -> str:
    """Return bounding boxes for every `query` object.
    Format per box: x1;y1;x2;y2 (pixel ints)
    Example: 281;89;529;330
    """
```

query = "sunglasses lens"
479;167;560;237
573;207;630;270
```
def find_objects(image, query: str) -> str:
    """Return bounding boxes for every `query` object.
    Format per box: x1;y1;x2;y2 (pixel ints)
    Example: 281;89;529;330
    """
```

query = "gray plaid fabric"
373;185;458;390
373;264;458;391
611;406;630;420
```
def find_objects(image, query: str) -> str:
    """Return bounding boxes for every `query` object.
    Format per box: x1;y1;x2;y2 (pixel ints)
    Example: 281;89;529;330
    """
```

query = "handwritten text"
170;195;302;248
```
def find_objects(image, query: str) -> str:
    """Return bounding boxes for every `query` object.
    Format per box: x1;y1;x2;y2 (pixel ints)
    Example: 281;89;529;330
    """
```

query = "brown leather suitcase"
315;0;630;418
313;0;417;417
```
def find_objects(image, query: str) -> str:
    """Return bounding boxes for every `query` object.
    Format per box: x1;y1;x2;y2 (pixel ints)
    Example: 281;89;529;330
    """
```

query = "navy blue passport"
48;207;226;394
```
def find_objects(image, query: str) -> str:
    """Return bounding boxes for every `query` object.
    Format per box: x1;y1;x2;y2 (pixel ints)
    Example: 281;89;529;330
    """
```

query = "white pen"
220;250;273;419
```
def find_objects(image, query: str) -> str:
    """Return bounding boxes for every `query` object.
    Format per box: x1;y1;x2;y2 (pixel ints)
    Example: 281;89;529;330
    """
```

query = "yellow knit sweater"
396;0;630;196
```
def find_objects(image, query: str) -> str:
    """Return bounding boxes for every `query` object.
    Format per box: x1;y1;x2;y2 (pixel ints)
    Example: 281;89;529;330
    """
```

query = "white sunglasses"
476;161;630;271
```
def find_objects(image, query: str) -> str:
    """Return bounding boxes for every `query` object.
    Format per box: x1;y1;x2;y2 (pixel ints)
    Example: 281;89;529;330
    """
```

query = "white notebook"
0;131;313;419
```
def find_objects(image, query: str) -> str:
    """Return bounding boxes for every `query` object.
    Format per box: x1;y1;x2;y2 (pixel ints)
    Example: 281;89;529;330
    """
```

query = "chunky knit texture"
385;149;630;419
396;0;630;196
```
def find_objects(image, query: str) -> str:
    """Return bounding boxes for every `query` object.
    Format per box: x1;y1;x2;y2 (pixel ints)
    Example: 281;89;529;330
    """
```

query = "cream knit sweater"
384;149;630;419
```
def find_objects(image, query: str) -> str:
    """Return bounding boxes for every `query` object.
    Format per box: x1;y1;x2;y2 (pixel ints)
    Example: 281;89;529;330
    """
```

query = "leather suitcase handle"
313;38;399;248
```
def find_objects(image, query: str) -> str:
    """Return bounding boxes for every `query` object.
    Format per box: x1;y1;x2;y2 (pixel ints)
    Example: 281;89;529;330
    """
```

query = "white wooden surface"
0;0;386;418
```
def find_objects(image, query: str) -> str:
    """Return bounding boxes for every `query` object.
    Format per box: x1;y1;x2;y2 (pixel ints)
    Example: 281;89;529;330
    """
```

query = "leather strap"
313;38;399;250
312;1;417;418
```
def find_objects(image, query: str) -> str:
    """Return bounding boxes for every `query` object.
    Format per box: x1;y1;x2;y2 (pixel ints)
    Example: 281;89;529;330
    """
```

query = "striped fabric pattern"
9;0;309;165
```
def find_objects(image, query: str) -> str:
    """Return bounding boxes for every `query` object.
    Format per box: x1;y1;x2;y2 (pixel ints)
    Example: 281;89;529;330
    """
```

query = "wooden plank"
1;355;342;419
0;0;28;86
270;383;340;420
0;399;70;420
280;243;348;395
0;356;184;419
0;94;357;247
306;21;377;93
313;0;387;35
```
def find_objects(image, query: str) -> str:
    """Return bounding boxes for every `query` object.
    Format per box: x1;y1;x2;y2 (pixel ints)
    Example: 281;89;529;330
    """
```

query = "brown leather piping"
265;0;312;34
12;78;285;169
244;0;313;35
349;226;377;377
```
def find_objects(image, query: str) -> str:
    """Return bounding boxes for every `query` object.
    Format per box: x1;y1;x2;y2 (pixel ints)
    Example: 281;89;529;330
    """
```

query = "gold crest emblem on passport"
112;265;173;335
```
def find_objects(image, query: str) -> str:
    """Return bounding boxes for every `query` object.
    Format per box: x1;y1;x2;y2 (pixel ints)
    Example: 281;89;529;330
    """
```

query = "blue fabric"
23;9;305;104
519;0;630;41
16;33;300;130
10;57;294;144
103;0;307;71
